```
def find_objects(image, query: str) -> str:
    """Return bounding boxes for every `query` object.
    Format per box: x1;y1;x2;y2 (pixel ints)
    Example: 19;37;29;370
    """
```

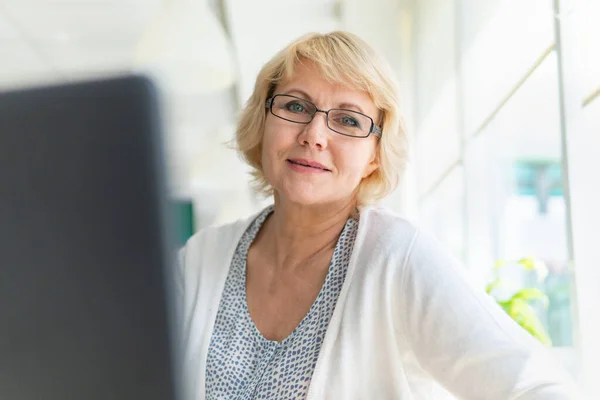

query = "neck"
261;194;357;271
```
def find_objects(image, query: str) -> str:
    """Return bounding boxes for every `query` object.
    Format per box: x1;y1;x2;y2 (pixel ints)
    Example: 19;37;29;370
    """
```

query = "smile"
287;159;331;172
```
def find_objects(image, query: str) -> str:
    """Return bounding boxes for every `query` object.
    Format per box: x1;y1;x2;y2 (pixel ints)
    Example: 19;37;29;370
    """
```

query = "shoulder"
364;209;480;303
357;205;420;256
185;216;251;253
362;205;454;253
177;210;261;279
357;206;463;279
360;206;418;236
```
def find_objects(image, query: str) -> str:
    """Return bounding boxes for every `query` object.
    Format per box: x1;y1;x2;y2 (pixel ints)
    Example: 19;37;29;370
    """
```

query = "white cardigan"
176;206;578;399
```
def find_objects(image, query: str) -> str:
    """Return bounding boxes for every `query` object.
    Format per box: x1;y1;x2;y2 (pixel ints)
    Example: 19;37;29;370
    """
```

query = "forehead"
276;61;377;113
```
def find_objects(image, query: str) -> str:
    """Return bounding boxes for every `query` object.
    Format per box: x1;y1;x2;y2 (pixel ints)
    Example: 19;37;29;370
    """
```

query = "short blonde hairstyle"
235;31;407;207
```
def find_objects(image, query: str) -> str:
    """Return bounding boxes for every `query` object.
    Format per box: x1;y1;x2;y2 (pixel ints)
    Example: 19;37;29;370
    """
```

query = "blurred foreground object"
0;75;180;400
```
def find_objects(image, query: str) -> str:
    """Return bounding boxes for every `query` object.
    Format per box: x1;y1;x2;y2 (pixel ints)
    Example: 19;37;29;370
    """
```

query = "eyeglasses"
265;94;382;138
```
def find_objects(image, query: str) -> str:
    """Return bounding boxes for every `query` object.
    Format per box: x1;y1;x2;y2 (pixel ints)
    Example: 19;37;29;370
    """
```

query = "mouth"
287;159;331;172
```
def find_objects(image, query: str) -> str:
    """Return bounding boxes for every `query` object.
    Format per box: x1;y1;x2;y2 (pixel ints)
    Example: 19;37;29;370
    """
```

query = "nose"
297;110;329;149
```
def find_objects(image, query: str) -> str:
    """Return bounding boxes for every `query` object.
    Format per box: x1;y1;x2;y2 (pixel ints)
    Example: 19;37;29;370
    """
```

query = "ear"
362;151;380;179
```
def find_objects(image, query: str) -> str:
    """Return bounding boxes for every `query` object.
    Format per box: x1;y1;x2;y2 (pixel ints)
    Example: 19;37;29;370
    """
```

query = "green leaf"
497;300;511;313
506;298;527;319
517;257;549;281
511;288;549;308
517;257;537;270
486;278;519;299
488;257;553;346
486;278;502;294
504;298;552;346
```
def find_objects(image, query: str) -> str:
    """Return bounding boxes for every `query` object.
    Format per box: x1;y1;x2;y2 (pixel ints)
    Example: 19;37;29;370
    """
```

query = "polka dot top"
205;205;359;399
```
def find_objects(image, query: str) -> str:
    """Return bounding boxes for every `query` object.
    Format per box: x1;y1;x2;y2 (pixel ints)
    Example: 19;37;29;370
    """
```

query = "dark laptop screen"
0;76;179;400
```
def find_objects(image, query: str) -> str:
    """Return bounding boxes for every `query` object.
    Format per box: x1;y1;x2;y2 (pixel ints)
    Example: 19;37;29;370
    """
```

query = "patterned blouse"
205;205;359;399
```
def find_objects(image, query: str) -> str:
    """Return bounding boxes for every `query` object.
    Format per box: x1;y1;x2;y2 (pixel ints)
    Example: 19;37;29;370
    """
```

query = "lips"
287;158;331;171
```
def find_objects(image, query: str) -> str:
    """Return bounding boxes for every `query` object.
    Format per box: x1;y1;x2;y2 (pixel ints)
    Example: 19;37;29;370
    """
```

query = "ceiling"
0;0;164;87
0;0;344;88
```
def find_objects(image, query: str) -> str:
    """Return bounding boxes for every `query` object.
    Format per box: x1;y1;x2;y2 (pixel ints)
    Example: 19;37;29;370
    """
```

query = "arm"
397;229;580;399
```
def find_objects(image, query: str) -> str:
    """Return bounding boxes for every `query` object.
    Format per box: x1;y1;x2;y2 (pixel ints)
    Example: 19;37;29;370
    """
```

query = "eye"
285;101;307;113
338;114;360;128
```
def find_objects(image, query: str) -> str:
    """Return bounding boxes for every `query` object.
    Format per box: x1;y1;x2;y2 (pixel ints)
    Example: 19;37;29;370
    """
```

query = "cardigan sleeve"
398;229;581;399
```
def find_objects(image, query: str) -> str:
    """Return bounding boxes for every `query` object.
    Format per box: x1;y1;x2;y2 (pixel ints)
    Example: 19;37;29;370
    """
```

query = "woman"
176;31;577;399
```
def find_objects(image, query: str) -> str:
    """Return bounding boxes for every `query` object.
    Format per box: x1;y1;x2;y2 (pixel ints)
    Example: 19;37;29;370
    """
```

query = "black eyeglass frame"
265;94;382;138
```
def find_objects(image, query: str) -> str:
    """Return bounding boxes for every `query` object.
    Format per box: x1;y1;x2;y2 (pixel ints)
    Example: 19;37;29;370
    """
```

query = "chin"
277;184;350;207
273;182;321;204
283;191;325;206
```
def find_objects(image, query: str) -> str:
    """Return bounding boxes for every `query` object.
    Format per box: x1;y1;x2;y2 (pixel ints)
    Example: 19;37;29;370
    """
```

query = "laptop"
0;75;181;400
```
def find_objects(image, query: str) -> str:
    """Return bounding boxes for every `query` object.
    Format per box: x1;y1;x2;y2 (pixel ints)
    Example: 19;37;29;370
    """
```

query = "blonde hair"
235;31;408;207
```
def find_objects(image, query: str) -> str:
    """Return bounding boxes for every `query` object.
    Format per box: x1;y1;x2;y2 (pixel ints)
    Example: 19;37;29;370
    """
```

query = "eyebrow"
337;102;365;114
282;88;366;114
283;89;313;102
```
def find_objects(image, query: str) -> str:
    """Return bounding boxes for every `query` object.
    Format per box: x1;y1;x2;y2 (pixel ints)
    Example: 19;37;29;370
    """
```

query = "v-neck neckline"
239;205;354;345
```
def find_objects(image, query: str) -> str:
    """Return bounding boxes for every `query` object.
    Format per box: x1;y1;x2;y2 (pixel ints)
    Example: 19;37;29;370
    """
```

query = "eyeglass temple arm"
372;124;382;137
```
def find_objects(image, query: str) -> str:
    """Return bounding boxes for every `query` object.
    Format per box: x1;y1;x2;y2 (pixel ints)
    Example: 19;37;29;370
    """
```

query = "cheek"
263;121;295;153
261;137;276;175
261;125;292;175
335;144;377;178
261;126;280;162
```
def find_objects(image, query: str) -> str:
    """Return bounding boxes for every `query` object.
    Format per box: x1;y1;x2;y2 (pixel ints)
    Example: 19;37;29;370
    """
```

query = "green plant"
486;257;552;346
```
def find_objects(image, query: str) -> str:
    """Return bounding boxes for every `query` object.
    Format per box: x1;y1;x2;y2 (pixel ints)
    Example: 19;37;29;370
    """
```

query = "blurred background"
1;0;598;396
